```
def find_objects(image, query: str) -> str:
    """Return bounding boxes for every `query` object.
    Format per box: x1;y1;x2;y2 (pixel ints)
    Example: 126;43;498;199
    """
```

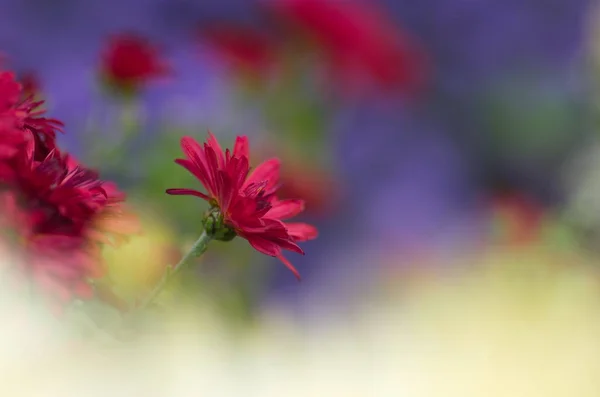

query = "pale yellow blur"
101;210;180;303
1;241;600;396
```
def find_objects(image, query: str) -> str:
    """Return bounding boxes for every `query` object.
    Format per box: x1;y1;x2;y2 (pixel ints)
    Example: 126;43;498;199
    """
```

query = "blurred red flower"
167;132;318;279
100;33;169;95
256;146;339;216
6;150;121;236
278;163;339;216
0;71;62;159
490;191;545;246
263;0;429;96
0;69;136;309
0;151;134;306
201;24;280;81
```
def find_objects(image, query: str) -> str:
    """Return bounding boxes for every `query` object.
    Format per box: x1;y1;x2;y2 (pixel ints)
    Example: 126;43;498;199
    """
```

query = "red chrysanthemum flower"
0;68;136;308
5;149;104;233
100;33;169;94
166;132;318;279
0;71;62;159
201;24;280;80
0;147;135;303
262;0;429;96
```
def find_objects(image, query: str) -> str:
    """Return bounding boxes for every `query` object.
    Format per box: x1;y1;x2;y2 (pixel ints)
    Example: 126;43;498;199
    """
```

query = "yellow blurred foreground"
2;244;600;396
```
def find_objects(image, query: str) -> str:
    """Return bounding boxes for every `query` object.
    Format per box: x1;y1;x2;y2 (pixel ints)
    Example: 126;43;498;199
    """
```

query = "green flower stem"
85;96;141;171
103;99;140;168
120;99;141;141
138;230;212;310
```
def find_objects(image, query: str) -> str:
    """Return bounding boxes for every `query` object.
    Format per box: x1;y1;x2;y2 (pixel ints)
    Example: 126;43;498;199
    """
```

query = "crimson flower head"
0;147;135;307
0;66;136;310
0;71;62;160
263;0;429;96
100;33;169;95
6;149;116;235
167;132;318;279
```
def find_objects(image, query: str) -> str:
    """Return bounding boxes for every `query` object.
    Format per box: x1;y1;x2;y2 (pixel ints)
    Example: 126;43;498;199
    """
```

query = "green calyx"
202;207;237;242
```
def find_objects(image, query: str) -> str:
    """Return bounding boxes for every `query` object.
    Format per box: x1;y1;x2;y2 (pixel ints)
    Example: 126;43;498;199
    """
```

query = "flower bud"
202;207;237;241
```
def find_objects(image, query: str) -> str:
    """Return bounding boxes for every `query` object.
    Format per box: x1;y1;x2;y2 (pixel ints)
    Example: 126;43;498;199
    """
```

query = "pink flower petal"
180;137;215;192
206;130;226;168
244;158;280;191
266;199;305;220
277;255;301;280
285;222;319;241
233;135;249;159
246;235;282;256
